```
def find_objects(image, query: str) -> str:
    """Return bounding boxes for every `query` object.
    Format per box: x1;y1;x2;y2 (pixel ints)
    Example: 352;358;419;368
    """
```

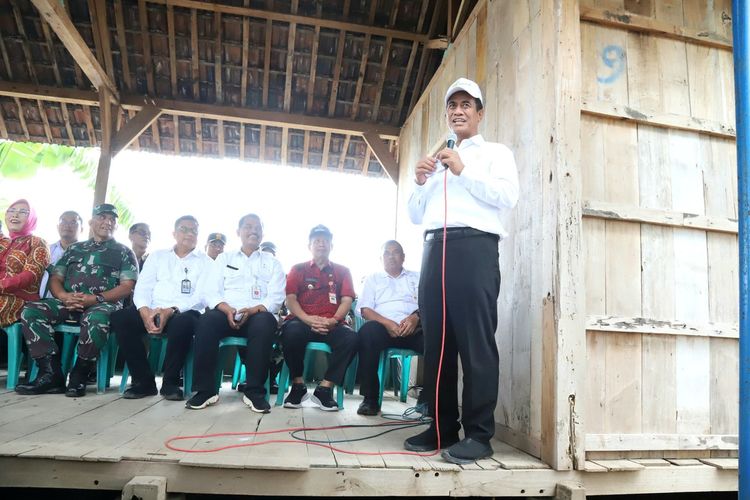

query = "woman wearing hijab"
0;199;50;327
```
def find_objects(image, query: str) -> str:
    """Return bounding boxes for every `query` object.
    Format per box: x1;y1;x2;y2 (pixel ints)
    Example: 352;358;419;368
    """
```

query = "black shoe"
123;383;158;399
441;438;493;464
86;368;97;385
160;384;184;401
15;354;66;395
357;399;380;416
269;382;279;395
65;359;95;398
311;385;338;411
283;383;309;408
185;391;219;409
243;393;271;413
404;428;459;452
237;382;247;393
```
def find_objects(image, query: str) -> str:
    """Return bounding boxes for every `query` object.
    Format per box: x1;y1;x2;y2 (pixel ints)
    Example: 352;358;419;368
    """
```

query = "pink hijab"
7;199;37;239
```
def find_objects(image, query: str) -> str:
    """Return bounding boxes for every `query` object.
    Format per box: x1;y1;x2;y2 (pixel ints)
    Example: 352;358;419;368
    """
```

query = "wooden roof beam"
363;132;398;182
145;0;431;43
111;104;162;156
283;1;299;113
0;82;401;139
30;0;119;100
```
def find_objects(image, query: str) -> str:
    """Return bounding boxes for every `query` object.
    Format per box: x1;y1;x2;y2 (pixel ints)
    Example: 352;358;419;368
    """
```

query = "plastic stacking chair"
377;348;419;406
2;323;27;389
275;342;357;408
119;335;168;393
216;336;270;398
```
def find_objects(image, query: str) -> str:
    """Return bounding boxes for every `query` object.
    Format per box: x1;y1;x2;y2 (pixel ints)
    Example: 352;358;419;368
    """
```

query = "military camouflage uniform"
21;238;138;360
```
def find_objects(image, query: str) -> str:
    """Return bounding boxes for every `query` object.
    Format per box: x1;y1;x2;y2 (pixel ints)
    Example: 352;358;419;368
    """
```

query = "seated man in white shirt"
356;240;422;415
111;215;212;400
186;213;285;413
39;211;83;298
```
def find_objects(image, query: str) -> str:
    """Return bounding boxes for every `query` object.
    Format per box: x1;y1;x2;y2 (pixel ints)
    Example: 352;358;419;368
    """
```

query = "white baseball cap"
444;78;483;106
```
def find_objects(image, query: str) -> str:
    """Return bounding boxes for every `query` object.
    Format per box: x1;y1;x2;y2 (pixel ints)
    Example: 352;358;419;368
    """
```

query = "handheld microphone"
446;131;457;150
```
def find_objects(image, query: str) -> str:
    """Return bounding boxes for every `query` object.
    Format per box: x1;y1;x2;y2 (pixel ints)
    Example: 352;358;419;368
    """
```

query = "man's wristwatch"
95;293;105;304
170;306;180;315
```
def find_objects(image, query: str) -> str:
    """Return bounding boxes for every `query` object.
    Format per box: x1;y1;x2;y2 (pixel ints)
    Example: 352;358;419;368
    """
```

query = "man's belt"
423;227;495;241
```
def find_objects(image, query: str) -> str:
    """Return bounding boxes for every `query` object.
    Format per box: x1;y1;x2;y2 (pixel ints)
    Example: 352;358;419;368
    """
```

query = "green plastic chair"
377;348;419;406
214;336;269;398
119;335;168;393
2;323;27;389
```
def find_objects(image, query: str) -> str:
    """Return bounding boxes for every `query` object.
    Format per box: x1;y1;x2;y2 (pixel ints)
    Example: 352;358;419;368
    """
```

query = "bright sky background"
3;150;401;290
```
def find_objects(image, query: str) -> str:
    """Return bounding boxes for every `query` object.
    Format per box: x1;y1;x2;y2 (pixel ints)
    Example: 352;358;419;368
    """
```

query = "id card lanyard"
181;267;192;294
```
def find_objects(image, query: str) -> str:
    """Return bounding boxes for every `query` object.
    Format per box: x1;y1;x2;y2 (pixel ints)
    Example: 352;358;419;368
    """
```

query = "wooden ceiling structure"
0;0;478;201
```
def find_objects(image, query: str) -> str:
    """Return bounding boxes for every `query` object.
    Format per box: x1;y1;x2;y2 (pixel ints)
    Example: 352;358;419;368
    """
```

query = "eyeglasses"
177;226;199;235
59;220;80;227
132;229;151;238
6;208;30;216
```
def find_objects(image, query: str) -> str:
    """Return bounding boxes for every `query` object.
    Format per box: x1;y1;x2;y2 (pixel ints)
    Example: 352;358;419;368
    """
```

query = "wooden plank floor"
0;376;547;472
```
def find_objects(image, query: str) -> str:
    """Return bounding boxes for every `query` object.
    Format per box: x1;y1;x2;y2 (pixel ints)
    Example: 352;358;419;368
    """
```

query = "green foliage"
0;140;134;228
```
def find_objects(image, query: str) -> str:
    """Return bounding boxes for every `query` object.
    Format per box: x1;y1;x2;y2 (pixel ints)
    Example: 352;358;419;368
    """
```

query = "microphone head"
446;131;457;149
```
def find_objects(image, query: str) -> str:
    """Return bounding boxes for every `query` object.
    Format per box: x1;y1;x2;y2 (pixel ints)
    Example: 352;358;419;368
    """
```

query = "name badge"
329;292;337;305
181;279;192;294
252;285;262;299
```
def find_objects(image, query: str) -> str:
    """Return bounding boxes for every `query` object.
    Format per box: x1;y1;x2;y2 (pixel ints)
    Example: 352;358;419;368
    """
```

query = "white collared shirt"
356;268;419;323
40;240;68;298
133;247;212;312
407;134;519;237
205;248;286;314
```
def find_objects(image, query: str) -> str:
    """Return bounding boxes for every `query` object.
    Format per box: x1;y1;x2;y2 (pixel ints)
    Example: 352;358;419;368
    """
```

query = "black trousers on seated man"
112;306;200;389
357;321;423;403
420;230;501;443
281;318;357;386
192;309;277;397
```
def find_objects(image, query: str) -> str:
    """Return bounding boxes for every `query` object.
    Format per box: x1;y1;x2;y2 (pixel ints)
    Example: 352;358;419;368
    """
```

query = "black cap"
206;232;227;244
260;241;277;255
309;224;332;240
92;203;118;217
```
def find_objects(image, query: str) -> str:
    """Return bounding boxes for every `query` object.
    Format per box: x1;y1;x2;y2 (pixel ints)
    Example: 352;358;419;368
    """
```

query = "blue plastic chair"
377;348;419;406
2;323;27;389
216;336;270;398
119;335;168;393
275;342;356;408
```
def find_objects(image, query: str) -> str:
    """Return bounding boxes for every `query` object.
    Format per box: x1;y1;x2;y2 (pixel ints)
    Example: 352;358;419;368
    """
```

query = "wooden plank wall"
397;0;551;460
580;0;738;458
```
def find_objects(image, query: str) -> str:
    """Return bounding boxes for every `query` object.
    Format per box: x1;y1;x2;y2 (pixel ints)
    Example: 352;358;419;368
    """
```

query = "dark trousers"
281;318;357;386
192;309;277;397
357;320;423;402
112;306;199;387
420;231;501;443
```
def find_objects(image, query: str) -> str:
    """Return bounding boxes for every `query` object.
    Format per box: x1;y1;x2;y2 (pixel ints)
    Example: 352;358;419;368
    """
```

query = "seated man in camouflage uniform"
16;204;139;397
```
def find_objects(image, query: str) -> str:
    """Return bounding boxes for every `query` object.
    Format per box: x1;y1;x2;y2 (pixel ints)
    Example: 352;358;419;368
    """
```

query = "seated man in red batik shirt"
280;225;357;411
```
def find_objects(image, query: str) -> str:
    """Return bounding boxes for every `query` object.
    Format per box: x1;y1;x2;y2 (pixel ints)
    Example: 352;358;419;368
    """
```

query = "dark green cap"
92;203;118;217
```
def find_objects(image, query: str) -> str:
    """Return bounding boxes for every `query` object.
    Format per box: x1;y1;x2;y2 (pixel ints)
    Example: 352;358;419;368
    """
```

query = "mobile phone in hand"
234;312;244;322
154;314;161;328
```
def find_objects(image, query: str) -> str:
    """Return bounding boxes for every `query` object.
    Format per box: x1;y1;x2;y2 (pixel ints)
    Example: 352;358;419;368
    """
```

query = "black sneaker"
404;428;459;452
311;385;338;411
357;399;380;416
243;394;271;413
441;438;493;464
122;383;158;399
185;391;219;410
160;384;184;401
283;383;309;408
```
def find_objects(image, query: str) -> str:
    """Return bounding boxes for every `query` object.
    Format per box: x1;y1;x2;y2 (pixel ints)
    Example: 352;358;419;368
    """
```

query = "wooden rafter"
195;116;203;154
214;11;223;104
111;104;162;155
240;0;250;106
11;0;39;85
39;14;77;146
138;0;155;94
145;0;430;43
31;0;118;98
217;119;224;157
114;0;132;91
305;2;322;114
36;100;53;143
167;4;178;97
321;131;331;170
87;0;105;67
83;105;96;145
395;0;429;124
259;124;266;161
361;146;372;174
370;36;392;121
350;2;378;120
191;9;200;100
302;130;309;168
91;0;115;82
0;28;12;80
262;18;273;107
239;122;245;159
14;98;29;140
280;126;288;165
0;112;8;139
328;30;346;117
408;0;441;116
452;0;470;39
283;1;299;113
337;134;350;171
362;132;398;181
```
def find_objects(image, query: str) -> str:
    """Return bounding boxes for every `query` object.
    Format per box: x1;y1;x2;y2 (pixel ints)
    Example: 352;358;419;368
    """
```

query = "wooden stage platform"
0;376;738;497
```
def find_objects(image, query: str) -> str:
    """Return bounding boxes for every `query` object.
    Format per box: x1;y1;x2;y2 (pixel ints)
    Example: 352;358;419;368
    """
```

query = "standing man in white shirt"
405;78;519;464
39;211;83;298
112;215;211;400
356;240;422;416
186;213;285;413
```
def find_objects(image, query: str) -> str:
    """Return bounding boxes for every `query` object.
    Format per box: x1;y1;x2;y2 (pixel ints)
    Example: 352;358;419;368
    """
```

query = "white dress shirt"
133;247;212;312
40;240;68;298
205;248;286;314
407;134;519;238
356;269;419;323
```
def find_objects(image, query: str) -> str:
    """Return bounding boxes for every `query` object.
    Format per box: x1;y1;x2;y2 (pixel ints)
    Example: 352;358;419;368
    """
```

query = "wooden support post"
94;87;114;207
362;132;398;182
121;476;167;500
555;481;586;500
